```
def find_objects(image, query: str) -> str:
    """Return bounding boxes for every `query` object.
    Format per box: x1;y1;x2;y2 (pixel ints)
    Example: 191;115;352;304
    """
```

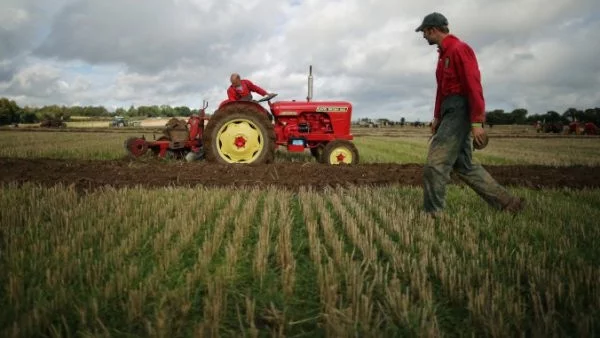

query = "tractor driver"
227;73;274;101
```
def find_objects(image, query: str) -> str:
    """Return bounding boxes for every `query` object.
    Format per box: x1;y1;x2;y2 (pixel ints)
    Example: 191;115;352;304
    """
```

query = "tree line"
485;108;600;126
0;98;200;125
1;97;599;126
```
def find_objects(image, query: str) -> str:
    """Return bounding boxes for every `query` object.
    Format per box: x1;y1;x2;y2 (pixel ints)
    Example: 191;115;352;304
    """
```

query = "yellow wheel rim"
216;119;264;163
329;147;353;164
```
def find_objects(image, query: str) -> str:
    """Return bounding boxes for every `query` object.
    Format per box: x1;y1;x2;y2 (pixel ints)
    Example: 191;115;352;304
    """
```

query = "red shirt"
227;79;268;101
434;35;485;123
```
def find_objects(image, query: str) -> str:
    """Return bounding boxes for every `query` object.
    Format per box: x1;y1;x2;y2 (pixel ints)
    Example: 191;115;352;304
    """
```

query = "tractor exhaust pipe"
307;65;313;102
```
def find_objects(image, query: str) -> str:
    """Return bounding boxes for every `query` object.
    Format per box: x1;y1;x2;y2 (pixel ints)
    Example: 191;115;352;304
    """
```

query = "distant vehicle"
356;118;379;128
110;116;141;127
40;117;66;128
542;122;564;134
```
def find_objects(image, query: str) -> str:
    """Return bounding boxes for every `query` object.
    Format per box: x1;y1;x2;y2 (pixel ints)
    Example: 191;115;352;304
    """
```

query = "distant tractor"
125;65;359;165
584;122;598;135
542;122;563;134
40;117;66;128
567;121;584;135
357;118;379;128
110;116;141;127
566;121;598;135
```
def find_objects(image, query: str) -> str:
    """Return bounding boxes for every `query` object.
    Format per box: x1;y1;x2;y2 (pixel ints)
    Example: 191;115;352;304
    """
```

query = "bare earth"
1;157;599;191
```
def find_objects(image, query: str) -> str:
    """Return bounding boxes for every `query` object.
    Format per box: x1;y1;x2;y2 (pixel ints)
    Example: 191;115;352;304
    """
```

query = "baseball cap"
415;12;448;32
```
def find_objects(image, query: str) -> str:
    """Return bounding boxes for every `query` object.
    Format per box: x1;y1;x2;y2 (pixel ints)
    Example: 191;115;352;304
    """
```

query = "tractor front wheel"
320;140;359;165
203;104;275;164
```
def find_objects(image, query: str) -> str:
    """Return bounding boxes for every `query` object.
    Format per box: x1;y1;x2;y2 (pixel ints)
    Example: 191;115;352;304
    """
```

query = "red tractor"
125;66;359;165
566;121;599;135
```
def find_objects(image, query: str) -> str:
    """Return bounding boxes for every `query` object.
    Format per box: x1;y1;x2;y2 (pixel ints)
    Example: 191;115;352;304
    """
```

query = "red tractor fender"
217;99;271;116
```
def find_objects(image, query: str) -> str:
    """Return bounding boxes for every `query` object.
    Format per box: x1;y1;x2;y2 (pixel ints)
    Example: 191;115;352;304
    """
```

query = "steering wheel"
256;93;278;103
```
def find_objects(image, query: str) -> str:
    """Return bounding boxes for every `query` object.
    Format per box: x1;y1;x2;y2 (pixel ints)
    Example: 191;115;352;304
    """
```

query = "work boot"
501;196;526;214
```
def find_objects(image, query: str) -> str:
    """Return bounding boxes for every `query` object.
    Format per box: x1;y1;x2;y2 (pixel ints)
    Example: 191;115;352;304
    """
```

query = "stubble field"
1;125;599;337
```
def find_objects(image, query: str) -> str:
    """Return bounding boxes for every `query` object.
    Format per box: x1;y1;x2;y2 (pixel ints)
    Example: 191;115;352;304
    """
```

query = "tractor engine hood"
271;101;352;116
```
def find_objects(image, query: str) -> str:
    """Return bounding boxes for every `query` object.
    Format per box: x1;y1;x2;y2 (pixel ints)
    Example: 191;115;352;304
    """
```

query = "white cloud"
0;0;599;120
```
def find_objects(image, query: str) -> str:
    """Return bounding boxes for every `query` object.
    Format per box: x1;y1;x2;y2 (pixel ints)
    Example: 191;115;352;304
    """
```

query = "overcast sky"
1;0;599;120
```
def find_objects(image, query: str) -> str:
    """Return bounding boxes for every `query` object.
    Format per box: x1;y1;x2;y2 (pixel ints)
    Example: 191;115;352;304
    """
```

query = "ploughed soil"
3;127;599;139
1;157;599;191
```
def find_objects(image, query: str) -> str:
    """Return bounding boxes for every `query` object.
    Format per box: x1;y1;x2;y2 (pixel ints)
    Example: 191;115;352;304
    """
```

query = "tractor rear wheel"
203;104;275;164
320;140;359;165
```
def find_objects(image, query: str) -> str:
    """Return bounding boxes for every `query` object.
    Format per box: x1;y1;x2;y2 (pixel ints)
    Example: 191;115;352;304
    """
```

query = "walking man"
415;12;525;217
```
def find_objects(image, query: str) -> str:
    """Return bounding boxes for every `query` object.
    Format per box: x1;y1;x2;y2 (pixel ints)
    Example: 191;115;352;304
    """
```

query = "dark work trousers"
423;95;513;213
